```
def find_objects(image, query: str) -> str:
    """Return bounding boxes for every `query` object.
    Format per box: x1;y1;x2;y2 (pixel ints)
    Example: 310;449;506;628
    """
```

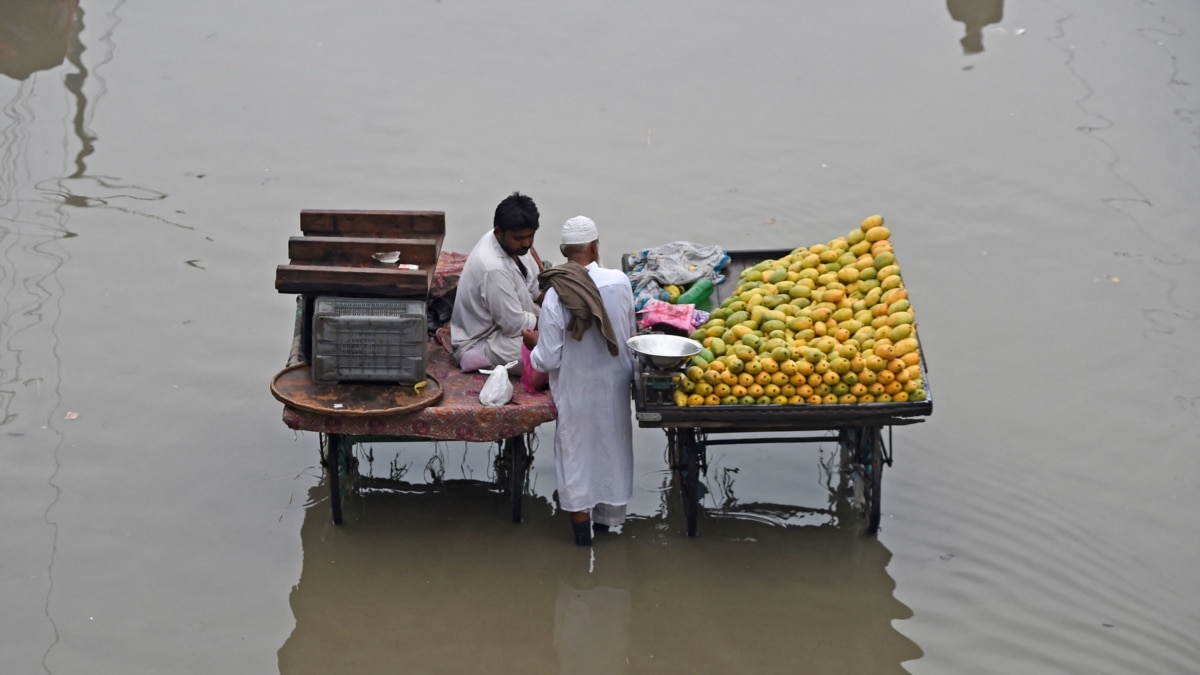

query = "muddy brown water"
2;1;1198;673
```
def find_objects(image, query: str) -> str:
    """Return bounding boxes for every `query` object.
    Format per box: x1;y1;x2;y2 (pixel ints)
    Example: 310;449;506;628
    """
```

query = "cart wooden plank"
300;209;445;241
274;264;433;296
286;236;441;266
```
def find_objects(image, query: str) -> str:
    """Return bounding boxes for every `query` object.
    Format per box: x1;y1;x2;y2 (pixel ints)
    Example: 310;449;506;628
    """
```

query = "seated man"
450;191;544;372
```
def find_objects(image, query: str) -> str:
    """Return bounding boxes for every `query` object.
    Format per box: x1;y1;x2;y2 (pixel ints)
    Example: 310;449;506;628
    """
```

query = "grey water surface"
2;1;1198;673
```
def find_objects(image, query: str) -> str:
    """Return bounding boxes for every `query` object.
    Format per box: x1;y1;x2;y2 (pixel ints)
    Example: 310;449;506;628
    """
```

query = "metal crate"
310;296;427;384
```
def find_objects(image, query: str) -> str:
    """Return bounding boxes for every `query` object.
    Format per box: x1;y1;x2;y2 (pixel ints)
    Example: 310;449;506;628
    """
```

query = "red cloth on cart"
430;250;467;300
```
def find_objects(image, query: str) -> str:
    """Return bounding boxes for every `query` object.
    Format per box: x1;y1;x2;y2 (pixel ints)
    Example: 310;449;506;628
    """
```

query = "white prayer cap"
561;215;598;245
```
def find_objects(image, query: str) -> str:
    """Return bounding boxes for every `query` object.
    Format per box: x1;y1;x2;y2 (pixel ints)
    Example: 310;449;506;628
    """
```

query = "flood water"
3;1;1198;673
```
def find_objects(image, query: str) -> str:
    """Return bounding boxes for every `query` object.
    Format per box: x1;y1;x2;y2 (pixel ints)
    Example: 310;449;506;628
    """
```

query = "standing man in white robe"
523;216;636;546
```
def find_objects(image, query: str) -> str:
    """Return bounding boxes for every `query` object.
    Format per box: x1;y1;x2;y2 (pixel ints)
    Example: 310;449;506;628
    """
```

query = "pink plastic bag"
637;299;695;332
520;344;550;393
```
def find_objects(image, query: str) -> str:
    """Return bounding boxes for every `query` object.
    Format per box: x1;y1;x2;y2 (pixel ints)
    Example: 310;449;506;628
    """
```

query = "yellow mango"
893;337;920;357
865;226;891;242
861;214;884;231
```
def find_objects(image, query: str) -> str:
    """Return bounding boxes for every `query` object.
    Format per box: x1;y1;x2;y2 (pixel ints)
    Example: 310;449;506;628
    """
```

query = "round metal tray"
270;364;443;416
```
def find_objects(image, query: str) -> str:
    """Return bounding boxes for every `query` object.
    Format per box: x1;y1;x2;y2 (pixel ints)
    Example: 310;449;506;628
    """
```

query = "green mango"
709;338;727;357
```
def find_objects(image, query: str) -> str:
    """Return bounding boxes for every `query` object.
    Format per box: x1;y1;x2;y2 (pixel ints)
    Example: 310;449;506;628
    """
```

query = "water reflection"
278;478;920;674
61;1;96;182
947;0;1004;54
554;547;631;675
703;441;862;529
0;0;78;81
1;1;176;224
1;0;106;433
0;4;82;665
37;1;177;220
0;0;80;432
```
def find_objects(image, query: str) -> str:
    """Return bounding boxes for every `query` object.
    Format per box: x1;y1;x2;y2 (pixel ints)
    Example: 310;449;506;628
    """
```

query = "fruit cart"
626;246;933;536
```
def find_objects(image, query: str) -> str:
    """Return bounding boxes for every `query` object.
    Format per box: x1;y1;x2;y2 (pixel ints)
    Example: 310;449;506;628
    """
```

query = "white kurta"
530;262;637;518
450;230;541;366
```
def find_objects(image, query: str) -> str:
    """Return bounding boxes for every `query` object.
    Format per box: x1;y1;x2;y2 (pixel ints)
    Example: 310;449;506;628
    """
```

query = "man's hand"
522;329;539;349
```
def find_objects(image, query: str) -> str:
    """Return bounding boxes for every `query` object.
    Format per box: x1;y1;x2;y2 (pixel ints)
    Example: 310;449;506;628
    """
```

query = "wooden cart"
272;209;556;524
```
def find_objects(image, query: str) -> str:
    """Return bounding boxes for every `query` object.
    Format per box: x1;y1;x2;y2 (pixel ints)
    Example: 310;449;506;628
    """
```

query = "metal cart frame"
316;430;533;525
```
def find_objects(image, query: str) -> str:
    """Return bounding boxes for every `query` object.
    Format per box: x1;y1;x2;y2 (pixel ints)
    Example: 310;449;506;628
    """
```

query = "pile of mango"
675;215;926;406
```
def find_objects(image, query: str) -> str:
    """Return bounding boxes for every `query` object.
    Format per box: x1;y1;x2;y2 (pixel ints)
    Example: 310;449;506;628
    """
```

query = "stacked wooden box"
276;209;445;371
275;209;445;296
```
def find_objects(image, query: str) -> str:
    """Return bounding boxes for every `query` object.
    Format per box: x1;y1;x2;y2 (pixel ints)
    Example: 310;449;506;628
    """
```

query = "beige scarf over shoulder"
538;262;620;356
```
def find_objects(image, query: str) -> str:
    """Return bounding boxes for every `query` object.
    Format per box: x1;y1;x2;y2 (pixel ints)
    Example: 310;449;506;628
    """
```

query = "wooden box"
274;210;445;298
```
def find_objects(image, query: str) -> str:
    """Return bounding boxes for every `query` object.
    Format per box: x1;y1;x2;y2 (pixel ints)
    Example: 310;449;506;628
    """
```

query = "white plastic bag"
479;361;517;407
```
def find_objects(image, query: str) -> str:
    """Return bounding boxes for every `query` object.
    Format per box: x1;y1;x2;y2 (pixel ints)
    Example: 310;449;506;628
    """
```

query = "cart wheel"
678;428;703;537
321;433;344;525
507;435;528;524
864;426;884;534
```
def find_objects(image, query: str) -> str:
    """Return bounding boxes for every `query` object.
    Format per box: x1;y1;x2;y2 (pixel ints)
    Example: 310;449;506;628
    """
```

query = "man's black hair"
494;192;540;232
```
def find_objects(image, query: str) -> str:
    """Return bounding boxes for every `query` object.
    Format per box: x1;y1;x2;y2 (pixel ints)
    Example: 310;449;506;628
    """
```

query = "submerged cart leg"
864;426;884;534
320;433;344;525
840;426;884;534
678;428;703;537
507;435;528;524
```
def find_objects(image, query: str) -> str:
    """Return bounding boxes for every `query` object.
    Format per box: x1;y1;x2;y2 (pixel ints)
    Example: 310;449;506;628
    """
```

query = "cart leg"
840;426;884;534
865;426;884;534
506;435;527;524
678;428;703;537
839;428;863;515
321;433;344;525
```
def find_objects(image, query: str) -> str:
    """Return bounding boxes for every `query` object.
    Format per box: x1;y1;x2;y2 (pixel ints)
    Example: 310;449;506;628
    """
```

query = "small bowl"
627;334;704;369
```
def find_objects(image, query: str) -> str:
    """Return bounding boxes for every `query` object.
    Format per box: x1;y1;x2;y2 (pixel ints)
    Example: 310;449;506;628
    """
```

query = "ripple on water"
886;433;1200;674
